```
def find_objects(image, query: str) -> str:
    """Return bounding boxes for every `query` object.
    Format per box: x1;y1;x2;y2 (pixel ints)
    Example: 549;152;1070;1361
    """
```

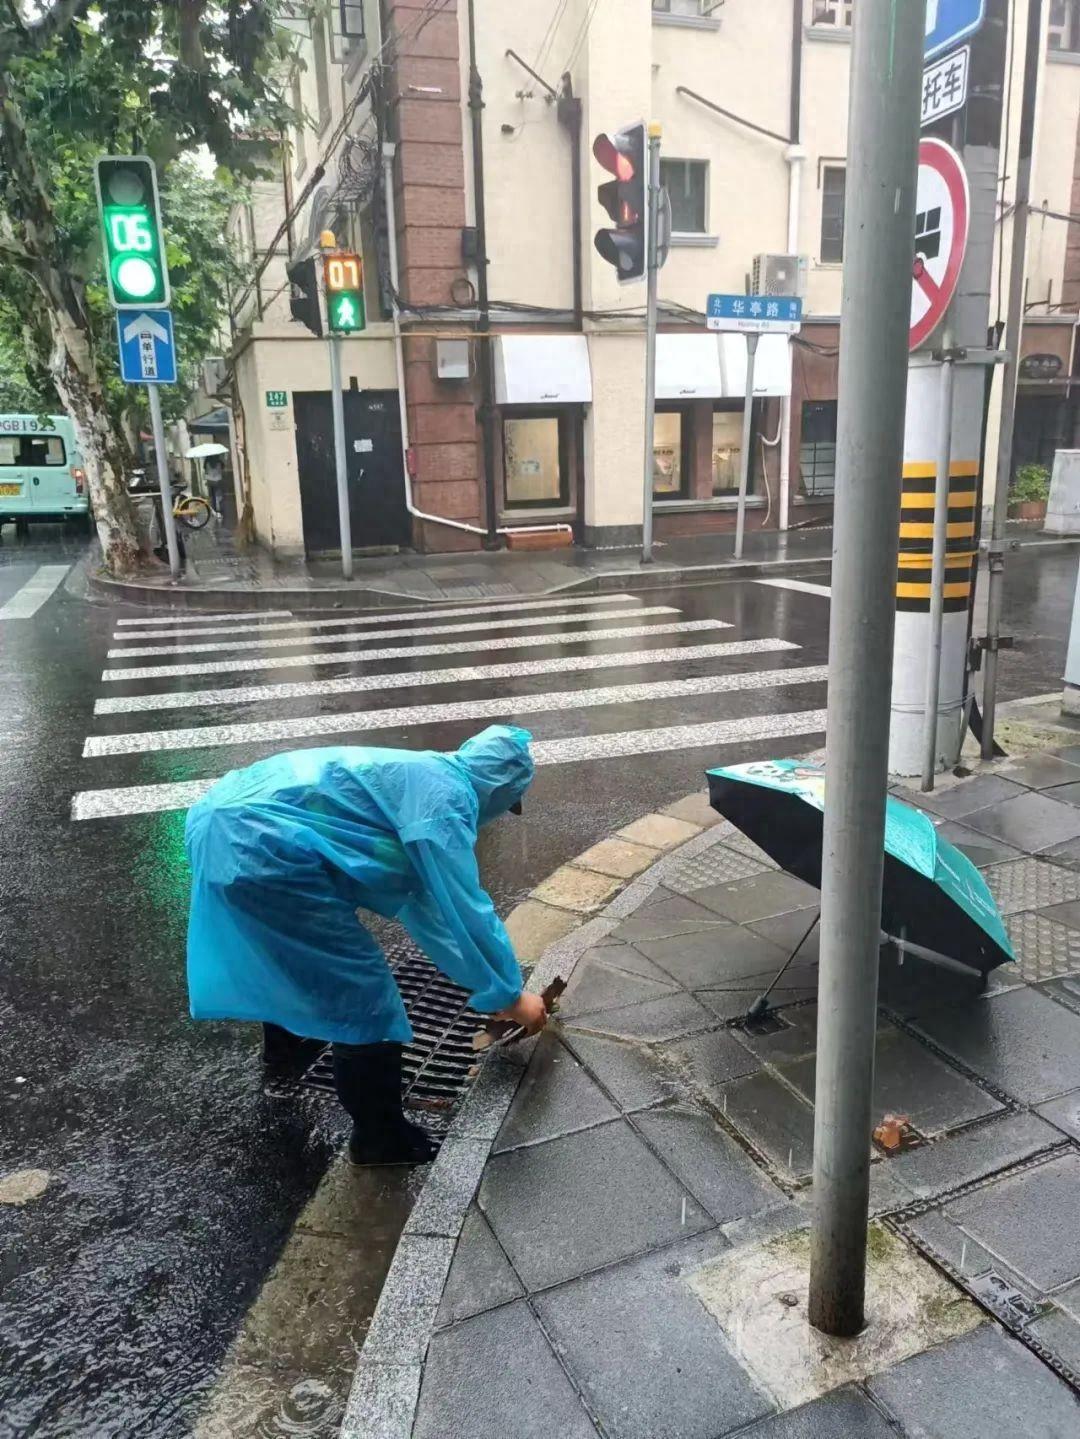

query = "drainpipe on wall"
466;0;500;548
557;76;584;328
779;0;805;534
382;144;572;543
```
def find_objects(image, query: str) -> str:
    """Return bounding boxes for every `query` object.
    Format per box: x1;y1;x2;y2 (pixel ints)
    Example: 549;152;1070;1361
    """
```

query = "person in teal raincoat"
184;725;548;1165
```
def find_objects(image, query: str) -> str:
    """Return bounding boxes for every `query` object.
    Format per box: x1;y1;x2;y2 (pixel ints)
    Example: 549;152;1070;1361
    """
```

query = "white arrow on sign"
122;313;169;344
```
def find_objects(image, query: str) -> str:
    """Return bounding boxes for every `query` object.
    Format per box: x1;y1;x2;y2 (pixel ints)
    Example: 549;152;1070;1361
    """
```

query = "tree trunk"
46;303;142;577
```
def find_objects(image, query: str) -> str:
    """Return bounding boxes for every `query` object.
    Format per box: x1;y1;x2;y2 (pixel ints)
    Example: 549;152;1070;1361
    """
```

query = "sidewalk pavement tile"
738;1387;897;1437
560;1029;681;1112
492;1034;617;1152
661;792;724;828
734;1005;824;1063
1055;1278;1080;1321
747;907;822;962
960;791;1080;854
910;986;1080;1103
534;1239;773;1439
663;844;770;895
1039;898;1080;930
901;1210;1030;1299
1045;835;1080;869
696;979;818;1022
1035;1087;1080;1141
631;1104;786;1224
618;814;702;850
531;865;623;914
943;1151;1080;1292
563;991;715;1042
998;753;1080;790
718;1069;816;1182
660;1029;762;1099
984;857;1080;915
504;899;579;963
867;1325;1080;1437
560;956;679;1018
1027;1305;1080;1372
571;837;660;880
690;872;821;925
634;925;792;991
884;1111;1064;1201
716;830;782;870
610;894;725;944
931;819;1023;868
1006;911;1080;983
434;1206;523;1328
778;1027;1004;1138
575;940;683;984
1049;781;1080;806
402;1136;490;1239
479;1119;711;1290
413;1300;598;1439
894;774;1026;819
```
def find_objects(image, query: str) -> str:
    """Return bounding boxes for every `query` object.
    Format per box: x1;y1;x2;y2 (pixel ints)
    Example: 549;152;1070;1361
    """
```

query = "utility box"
1045;450;1080;534
436;339;470;381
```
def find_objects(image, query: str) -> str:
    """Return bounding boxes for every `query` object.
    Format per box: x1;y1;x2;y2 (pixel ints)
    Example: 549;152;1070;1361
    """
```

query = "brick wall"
384;0;484;549
1062;103;1080;310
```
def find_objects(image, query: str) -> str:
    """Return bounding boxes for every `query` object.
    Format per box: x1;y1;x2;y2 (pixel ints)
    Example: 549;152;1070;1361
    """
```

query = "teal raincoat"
184;725;534;1045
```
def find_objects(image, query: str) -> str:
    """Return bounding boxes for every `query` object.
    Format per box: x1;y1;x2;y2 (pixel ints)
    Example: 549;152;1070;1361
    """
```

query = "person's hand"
496;991;548;1036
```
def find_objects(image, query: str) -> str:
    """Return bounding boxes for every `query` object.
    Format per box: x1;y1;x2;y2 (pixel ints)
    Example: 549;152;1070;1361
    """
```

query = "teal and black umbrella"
706;758;1014;978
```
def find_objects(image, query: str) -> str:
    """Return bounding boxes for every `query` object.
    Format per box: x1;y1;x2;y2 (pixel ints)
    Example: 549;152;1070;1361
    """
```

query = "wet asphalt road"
0;525;1074;1437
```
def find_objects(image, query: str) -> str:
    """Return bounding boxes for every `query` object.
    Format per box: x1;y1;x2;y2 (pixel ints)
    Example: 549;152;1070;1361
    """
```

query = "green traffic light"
95;157;170;309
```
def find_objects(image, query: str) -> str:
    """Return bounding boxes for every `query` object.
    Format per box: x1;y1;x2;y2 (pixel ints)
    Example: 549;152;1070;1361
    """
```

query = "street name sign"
706;294;802;336
922;46;969;127
925;0;984;59
910;138;969;351
117;309;177;385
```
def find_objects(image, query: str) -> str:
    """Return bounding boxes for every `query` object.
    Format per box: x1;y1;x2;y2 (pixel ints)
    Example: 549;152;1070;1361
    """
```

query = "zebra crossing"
71;589;829;822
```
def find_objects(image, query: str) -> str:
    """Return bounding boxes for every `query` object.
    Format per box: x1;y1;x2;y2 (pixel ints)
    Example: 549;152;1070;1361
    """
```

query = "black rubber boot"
333;1041;437;1167
261;1022;319;1080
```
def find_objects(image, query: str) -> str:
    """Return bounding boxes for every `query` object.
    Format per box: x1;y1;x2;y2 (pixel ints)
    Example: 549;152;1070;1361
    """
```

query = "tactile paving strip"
1005;911;1080;984
663;843;769;895
984;858;1080;916
715;831;781;871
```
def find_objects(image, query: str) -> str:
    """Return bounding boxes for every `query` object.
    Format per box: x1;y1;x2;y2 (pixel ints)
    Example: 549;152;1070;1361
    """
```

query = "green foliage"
1010;464;1051;503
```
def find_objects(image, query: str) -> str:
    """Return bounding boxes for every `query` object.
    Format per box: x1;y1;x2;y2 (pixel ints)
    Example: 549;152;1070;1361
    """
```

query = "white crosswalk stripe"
106;605;685;659
0;565;71;620
84;666;830;757
71;709;828;820
101;619;734;684
95;638;799;715
110;593;646;641
72;590;828;823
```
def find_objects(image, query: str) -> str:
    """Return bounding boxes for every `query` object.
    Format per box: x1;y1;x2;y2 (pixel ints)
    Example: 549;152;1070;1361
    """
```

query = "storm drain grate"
292;935;479;1128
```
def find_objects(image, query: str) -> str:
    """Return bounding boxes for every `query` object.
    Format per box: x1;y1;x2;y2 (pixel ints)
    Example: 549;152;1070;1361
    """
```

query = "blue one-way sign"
117;309;177;385
925;0;984;59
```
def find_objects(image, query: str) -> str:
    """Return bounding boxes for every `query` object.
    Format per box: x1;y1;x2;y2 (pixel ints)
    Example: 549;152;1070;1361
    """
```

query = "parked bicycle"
129;468;215;529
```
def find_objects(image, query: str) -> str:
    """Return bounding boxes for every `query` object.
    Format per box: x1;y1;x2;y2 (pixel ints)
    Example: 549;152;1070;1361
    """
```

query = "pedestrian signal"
324;253;366;334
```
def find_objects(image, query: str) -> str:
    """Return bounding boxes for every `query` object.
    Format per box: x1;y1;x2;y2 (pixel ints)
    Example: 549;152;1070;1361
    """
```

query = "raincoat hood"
451;725;535;827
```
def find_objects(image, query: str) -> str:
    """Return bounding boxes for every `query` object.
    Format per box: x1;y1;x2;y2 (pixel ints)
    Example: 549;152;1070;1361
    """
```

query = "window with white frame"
652;0;709;16
820;165;846;263
811;0;854;26
339;0;365;50
1049;0;1080;51
659;159;708;234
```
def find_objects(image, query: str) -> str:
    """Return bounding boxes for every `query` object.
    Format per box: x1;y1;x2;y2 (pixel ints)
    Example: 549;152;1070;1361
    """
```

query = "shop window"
659;160;708;235
653;408;689;498
1049;0;1080;51
820;166;846;263
503;413;568;509
711;407;745;496
811;0;853;25
800;400;837;498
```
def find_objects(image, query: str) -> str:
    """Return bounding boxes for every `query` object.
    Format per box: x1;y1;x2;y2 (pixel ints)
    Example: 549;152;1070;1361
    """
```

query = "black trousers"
262;1023;405;1130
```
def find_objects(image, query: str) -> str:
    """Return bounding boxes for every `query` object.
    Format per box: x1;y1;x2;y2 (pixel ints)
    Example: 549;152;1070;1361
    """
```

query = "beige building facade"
224;0;1080;559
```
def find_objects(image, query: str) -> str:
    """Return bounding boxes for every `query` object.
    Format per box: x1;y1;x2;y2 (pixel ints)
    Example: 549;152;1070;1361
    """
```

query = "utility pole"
809;0;924;1340
982;0;1043;758
733;334;759;562
641;122;661;565
147;384;181;580
321;229;354;581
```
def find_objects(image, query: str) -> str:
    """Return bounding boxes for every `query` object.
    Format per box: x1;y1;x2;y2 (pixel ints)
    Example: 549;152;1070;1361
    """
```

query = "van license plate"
0;483;21;495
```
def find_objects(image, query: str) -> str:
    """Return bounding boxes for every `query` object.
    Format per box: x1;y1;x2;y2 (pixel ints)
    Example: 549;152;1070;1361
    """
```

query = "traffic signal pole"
641;123;661;565
147;384;181;581
809;0;924;1338
327;333;353;582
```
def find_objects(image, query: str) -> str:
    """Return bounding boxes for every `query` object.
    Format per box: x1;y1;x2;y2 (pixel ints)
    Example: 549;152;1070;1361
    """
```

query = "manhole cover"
969;1271;1046;1329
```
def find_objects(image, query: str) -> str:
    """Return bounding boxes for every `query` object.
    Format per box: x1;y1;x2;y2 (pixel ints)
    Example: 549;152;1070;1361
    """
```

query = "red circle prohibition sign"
909;138;969;352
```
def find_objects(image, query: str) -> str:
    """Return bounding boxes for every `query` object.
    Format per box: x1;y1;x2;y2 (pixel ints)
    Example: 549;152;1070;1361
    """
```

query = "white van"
0;414;89;530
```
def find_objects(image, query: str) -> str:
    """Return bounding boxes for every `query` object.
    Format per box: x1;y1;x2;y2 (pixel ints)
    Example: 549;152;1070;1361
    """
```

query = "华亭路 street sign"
117;309;177;385
910;138;969;351
922;46;969;128
925;0;984;59
706;294;802;336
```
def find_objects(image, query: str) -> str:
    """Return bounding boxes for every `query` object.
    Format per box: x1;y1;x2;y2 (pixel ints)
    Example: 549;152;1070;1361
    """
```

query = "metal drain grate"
290;930;480;1127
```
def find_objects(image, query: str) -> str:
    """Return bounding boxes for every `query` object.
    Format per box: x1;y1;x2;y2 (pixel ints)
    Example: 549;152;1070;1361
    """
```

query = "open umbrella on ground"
706;759;1014;1017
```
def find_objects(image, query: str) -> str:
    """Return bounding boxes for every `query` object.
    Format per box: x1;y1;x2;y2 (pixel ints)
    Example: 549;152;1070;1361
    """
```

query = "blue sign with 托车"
925;0;985;59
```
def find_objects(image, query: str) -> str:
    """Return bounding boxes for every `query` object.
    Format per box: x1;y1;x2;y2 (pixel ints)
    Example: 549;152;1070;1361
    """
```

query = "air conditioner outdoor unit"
752;252;808;298
202;356;228;395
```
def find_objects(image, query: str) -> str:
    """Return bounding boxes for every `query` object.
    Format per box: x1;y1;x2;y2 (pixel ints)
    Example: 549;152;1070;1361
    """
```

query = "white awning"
494;335;592;405
654;334;724;399
717;333;792;398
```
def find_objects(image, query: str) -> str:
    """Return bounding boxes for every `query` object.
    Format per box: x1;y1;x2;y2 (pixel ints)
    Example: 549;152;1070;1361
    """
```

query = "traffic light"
286;255;323;337
324;252;365;334
94;156;170;309
593;123;648;283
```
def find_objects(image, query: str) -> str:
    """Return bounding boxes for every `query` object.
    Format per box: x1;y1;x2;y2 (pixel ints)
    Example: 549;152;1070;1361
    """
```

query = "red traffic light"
593;133;635;181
